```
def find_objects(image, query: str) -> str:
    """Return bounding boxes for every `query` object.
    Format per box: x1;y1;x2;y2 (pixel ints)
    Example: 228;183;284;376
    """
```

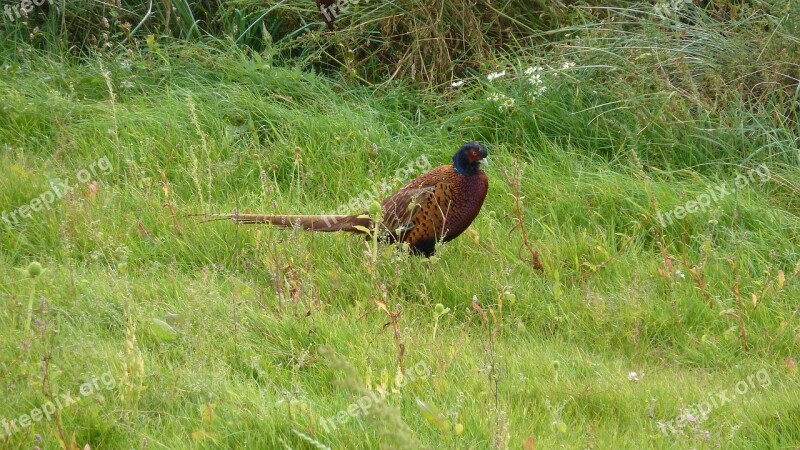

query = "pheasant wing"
380;185;436;238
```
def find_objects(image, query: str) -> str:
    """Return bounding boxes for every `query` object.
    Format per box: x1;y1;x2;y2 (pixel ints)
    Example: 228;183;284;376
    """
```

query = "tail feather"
192;213;373;233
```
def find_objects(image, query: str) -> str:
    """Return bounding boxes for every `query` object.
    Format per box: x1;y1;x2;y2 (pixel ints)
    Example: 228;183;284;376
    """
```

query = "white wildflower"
487;92;514;112
562;60;576;70
486;70;506;81
524;66;543;75
451;80;465;88
528;73;542;85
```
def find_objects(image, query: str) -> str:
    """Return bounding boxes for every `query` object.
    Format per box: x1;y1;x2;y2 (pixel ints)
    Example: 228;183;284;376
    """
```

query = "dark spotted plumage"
198;142;489;257
378;154;489;255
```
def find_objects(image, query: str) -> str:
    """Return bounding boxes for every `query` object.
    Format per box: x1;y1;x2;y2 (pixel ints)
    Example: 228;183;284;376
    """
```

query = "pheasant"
200;142;489;256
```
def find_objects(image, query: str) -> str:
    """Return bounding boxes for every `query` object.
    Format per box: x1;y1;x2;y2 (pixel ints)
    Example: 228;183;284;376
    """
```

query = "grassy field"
1;1;800;449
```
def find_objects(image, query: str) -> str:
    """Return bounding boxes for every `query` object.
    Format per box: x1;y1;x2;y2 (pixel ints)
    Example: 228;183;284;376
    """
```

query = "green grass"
2;3;800;449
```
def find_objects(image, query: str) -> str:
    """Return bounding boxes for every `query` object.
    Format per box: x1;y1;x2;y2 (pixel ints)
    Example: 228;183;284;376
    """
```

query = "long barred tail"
191;213;373;233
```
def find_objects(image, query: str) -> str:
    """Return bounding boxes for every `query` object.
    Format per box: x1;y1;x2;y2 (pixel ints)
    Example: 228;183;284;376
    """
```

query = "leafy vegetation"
1;1;799;448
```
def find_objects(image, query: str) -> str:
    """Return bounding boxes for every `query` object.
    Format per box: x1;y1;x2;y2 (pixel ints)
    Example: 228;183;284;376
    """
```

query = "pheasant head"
452;141;488;175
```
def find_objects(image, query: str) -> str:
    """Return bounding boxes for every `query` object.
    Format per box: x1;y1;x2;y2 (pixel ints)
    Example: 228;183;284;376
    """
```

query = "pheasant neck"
452;160;481;175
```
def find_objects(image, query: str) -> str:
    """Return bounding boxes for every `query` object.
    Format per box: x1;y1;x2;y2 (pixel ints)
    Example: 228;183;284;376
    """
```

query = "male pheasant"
200;142;489;256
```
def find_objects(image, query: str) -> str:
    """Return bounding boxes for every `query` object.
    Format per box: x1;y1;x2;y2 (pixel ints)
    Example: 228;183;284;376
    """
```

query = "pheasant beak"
480;158;489;166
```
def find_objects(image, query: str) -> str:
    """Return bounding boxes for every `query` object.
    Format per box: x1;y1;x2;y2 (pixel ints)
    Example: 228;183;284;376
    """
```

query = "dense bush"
3;2;797;171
